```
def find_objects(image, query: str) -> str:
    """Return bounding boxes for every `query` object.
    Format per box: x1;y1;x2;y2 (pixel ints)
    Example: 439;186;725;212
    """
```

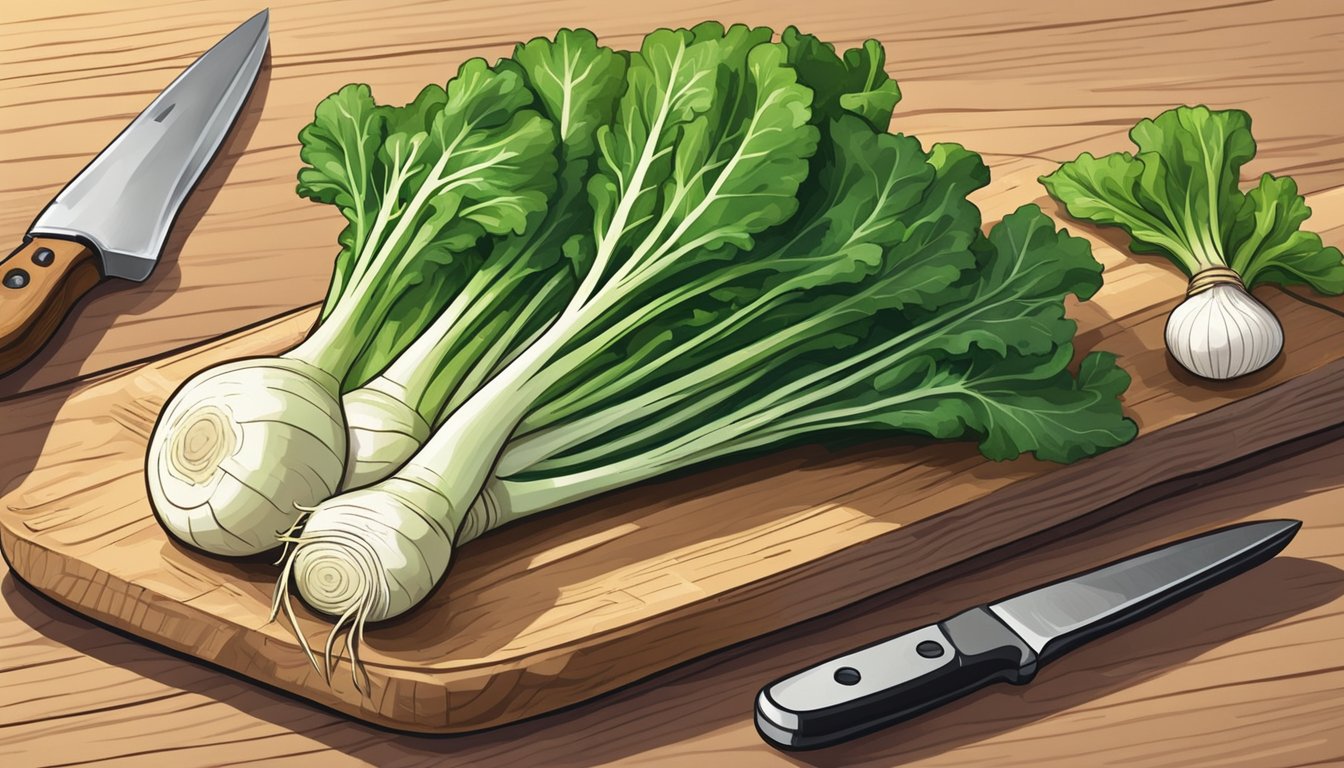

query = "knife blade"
755;519;1301;750
0;9;269;376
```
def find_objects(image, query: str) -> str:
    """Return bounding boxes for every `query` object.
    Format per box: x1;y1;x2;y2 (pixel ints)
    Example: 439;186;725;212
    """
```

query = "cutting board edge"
0;303;323;411
5;346;1344;733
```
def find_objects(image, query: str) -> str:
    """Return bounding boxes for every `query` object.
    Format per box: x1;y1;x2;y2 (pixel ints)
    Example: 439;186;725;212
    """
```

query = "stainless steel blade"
28;10;269;281
989;519;1300;662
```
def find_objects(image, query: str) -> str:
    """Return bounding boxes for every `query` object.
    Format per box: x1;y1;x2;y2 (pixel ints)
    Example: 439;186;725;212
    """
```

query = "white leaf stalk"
1164;266;1282;380
148;152;424;555
337;30;622;491
146;224;408;557
149;67;554;556
339;226;574;489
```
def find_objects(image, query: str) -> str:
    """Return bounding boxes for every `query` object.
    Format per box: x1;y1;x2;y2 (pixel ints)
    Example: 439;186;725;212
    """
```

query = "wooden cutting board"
5;0;1344;736
3;185;1344;732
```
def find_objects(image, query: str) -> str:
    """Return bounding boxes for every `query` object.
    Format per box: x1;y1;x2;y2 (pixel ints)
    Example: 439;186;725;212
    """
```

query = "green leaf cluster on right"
1040;105;1344;292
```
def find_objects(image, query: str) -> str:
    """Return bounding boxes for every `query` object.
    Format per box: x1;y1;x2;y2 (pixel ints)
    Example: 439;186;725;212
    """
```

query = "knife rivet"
32;247;55;267
3;268;29;289
916;640;945;658
833;667;861;685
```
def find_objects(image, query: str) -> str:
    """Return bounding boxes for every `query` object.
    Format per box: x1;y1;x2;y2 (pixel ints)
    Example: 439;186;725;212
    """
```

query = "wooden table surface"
3;0;1344;765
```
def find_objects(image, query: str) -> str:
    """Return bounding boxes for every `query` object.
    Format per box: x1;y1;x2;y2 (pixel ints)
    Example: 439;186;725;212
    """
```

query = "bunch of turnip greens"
143;23;1137;682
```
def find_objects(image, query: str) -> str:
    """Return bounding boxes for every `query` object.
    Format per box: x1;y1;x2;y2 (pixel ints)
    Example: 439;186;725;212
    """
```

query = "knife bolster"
939;606;1039;682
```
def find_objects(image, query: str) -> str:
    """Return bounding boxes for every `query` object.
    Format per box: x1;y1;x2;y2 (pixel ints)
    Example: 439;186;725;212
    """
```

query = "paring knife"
755;519;1302;750
0;10;269;376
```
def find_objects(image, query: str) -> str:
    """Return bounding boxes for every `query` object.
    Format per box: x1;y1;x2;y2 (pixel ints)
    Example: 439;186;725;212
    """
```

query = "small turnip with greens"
1041;105;1344;380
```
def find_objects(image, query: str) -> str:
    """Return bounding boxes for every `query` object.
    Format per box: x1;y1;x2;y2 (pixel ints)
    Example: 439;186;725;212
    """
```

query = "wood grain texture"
2;0;1344;761
3;411;1343;767
0;237;102;376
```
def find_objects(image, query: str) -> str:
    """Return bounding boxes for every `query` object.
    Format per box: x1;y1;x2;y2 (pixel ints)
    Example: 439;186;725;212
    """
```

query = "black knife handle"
755;606;1038;750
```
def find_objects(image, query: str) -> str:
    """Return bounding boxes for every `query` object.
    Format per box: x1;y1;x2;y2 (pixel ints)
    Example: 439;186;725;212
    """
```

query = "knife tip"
1253;518;1303;546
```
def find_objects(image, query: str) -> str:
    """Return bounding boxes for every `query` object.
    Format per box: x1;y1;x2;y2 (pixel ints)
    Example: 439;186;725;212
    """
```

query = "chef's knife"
755;519;1301;750
0;10;269;375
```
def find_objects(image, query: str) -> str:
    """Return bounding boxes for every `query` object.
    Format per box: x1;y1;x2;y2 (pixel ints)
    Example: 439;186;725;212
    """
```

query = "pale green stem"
435;269;570;421
512;241;1040;476
389;42;693;520
492;385;960;516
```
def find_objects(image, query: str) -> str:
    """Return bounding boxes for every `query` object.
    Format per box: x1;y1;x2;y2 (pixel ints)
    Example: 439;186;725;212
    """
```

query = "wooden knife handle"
0;236;104;376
